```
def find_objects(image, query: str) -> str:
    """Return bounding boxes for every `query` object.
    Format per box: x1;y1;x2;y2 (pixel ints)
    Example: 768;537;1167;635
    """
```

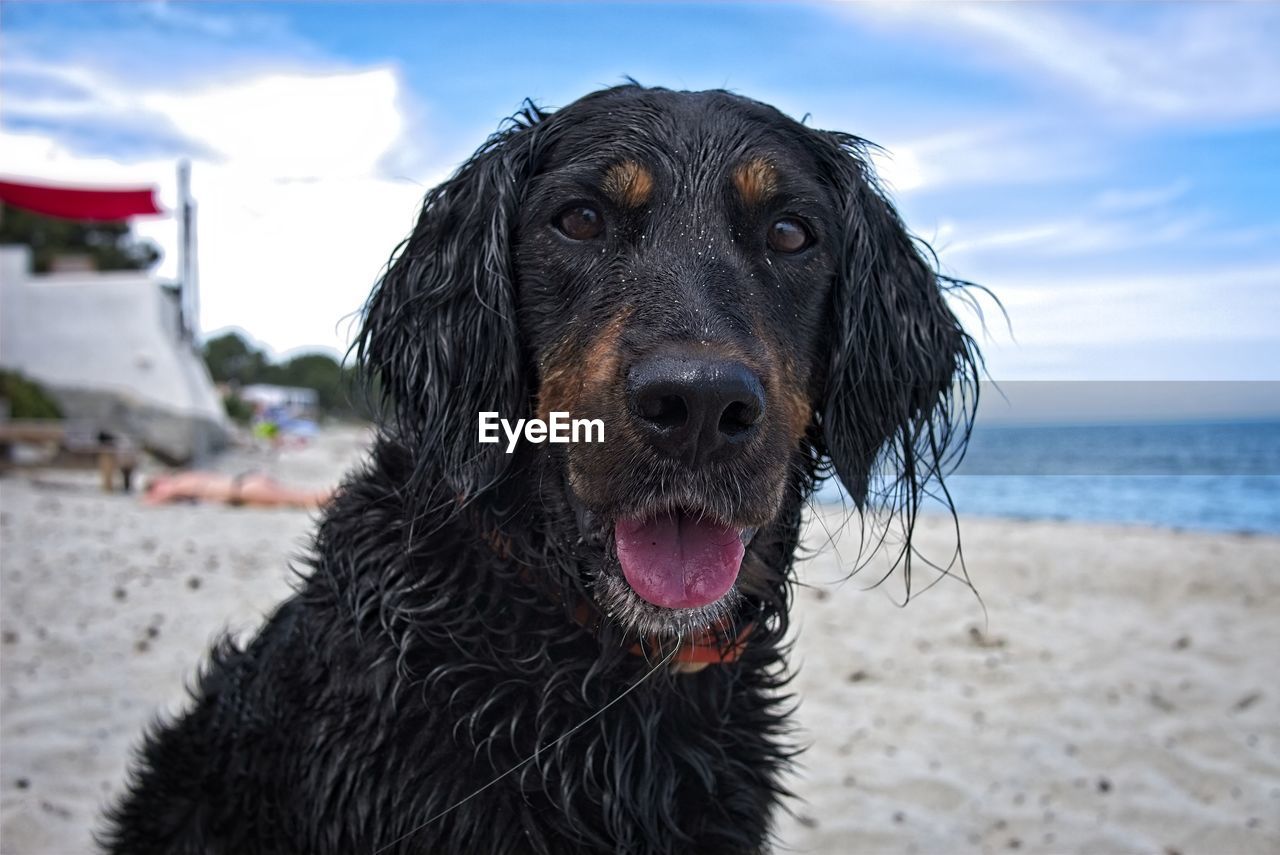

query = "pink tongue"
614;514;746;609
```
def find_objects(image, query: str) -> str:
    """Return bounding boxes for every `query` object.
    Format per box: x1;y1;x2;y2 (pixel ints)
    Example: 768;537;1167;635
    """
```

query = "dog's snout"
626;354;765;464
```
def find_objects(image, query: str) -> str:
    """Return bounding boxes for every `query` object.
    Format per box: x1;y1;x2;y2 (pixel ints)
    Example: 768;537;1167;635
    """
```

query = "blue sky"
3;1;1279;397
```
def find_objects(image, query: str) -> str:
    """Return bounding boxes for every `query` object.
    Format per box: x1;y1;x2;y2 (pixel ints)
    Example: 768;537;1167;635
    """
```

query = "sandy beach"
2;427;1276;854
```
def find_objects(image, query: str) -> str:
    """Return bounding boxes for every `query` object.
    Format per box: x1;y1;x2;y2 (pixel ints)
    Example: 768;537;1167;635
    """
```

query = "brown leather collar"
570;600;754;673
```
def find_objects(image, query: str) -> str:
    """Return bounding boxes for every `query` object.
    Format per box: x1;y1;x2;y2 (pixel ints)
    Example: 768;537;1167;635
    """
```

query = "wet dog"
104;84;979;854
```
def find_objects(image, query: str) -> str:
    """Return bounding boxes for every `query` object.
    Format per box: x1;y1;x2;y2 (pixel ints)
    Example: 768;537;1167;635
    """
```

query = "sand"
2;427;1277;854
774;514;1279;854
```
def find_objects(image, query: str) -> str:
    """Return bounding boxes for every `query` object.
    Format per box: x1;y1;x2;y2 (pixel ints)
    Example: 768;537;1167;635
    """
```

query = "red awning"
0;177;164;221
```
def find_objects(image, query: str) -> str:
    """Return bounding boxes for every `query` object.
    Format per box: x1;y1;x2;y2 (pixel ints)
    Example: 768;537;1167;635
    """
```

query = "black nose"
626;354;765;465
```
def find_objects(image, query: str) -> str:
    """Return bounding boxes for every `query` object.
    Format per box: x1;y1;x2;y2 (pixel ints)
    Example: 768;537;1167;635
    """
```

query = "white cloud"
132;1;240;38
939;211;1211;259
141;71;404;180
848;2;1280;122
926;175;1218;261
978;263;1280;347
867;146;924;194
1095;180;1191;212
2;64;443;357
868;121;1105;196
962;263;1280;381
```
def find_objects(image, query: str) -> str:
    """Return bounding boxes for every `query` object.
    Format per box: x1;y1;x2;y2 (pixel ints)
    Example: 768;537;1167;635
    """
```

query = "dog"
102;84;979;854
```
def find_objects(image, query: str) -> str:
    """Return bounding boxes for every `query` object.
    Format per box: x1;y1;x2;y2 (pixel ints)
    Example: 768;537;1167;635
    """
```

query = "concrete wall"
0;246;229;462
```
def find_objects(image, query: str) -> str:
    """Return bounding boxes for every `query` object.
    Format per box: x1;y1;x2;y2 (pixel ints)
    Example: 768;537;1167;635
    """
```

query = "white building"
0;245;229;463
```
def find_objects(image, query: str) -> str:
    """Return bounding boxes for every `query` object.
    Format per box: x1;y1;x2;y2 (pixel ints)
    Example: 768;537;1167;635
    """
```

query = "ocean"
816;420;1280;534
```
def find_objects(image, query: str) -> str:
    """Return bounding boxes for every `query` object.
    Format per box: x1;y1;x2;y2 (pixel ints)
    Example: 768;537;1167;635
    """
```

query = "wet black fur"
102;85;979;854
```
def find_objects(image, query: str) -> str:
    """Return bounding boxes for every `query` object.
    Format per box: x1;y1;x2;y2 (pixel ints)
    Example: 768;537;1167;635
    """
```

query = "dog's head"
359;85;978;641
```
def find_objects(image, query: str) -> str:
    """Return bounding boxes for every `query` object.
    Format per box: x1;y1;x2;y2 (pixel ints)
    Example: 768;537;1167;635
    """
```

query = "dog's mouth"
614;511;755;610
567;490;764;637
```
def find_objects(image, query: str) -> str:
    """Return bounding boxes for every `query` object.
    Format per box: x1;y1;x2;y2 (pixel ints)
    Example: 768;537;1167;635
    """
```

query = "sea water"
815;421;1280;534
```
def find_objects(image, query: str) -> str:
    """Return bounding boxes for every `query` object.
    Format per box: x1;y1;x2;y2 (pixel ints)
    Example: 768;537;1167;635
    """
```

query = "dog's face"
514;91;838;630
360;86;976;641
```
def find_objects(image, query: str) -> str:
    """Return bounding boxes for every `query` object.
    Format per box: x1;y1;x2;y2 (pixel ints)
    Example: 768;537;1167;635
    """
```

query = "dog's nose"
626;354;765;464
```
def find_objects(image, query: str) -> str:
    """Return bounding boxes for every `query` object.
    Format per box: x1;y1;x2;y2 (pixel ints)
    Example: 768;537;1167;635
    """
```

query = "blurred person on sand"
252;405;283;451
141;471;334;509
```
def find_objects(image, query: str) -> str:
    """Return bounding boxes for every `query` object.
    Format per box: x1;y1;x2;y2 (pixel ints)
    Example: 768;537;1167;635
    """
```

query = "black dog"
103;84;978;854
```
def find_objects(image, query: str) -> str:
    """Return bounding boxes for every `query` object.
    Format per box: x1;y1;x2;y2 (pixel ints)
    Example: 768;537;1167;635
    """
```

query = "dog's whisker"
372;645;677;855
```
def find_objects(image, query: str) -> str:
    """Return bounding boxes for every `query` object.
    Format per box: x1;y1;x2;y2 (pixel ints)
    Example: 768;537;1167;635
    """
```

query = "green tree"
0;205;160;273
276;354;348;414
0;370;63;419
200;331;367;421
203;331;269;386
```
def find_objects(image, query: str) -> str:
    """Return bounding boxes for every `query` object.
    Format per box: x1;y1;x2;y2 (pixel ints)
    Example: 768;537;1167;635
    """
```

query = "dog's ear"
357;105;547;500
813;132;979;511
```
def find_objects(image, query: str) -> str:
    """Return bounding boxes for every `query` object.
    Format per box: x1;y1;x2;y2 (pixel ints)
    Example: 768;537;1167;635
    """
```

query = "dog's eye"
767;218;811;254
555;205;605;241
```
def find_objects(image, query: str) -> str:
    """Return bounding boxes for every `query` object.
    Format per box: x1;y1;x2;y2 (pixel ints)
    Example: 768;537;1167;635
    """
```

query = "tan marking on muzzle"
602;161;654;208
733;157;778;207
537;309;632;423
780;384;813;443
759;334;812;443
